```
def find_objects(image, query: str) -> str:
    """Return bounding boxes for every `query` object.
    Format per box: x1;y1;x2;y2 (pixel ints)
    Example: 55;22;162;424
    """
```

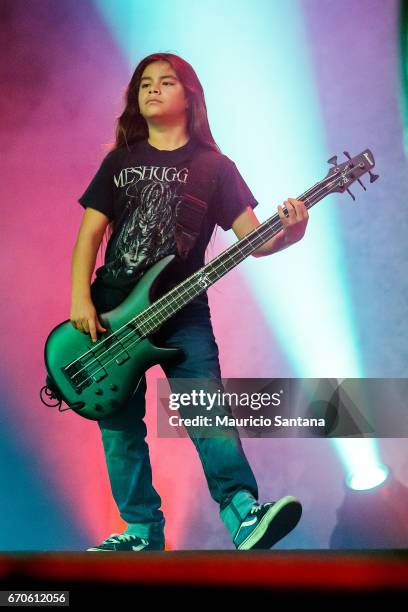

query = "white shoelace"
105;533;142;543
250;502;273;515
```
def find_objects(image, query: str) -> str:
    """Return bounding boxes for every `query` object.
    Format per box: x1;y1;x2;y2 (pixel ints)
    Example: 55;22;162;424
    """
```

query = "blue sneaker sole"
237;496;302;550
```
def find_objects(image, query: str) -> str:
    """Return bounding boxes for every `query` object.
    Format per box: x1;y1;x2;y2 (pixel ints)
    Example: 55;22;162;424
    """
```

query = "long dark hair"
113;52;221;153
97;53;221;261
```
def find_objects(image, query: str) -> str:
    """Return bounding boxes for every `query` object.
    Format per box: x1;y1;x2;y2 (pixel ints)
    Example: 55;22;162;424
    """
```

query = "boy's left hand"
277;198;309;245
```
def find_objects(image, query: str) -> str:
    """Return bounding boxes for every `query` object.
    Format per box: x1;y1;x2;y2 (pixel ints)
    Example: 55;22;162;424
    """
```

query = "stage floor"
0;550;407;603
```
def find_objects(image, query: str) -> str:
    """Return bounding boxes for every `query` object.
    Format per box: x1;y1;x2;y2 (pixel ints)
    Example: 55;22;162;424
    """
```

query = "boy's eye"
141;81;175;88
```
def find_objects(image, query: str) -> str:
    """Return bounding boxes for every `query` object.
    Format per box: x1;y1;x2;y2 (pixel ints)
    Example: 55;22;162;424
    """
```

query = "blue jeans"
93;284;258;545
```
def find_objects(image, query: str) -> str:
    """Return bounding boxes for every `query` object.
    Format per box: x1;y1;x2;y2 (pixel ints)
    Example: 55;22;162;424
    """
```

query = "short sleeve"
214;158;258;231
78;151;116;221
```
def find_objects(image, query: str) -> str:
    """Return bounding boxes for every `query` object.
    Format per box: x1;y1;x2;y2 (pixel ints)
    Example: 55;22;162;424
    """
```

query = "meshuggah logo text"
114;166;189;188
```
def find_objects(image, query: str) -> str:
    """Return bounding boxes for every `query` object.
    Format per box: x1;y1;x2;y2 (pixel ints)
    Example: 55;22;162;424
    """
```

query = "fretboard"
134;175;332;335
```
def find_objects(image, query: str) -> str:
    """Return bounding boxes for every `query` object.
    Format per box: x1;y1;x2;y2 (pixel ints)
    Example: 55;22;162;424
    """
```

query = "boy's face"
138;60;189;124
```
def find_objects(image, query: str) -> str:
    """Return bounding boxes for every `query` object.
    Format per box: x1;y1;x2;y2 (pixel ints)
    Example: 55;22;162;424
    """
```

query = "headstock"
325;149;379;201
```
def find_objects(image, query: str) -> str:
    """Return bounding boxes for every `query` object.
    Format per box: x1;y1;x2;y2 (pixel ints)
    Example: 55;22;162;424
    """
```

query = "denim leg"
155;304;259;536
98;374;165;544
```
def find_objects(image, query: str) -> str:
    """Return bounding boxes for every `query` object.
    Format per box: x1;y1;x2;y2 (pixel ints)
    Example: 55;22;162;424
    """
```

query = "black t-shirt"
78;137;258;311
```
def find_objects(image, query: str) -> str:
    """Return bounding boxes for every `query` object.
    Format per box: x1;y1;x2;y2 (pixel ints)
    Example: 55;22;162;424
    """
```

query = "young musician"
71;53;308;551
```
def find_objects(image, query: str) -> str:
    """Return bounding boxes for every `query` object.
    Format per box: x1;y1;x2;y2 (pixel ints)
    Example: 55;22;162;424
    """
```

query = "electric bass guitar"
41;149;378;420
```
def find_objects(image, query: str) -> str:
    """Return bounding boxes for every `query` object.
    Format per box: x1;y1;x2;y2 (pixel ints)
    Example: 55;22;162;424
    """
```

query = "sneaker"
233;496;302;550
86;533;164;552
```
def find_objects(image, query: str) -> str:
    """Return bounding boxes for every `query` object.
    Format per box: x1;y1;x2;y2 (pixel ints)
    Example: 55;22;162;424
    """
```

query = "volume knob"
110;384;118;391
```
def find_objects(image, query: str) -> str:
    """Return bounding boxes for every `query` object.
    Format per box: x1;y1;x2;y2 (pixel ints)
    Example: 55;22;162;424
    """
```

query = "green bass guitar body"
44;255;182;421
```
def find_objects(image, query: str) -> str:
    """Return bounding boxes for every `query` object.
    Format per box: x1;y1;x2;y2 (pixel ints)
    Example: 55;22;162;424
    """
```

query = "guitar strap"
174;149;221;260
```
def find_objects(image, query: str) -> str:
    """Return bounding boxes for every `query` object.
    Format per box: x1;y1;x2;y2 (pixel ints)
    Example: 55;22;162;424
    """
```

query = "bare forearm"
71;235;102;300
252;229;292;257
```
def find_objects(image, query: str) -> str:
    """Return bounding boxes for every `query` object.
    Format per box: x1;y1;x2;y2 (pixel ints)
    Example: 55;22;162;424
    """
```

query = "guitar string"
71;208;300;391
66;175;333;377
67;172;343;390
68;180;344;391
65;168;351;388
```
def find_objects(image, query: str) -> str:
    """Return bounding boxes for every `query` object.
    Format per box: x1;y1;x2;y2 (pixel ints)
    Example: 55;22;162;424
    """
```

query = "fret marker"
196;272;210;289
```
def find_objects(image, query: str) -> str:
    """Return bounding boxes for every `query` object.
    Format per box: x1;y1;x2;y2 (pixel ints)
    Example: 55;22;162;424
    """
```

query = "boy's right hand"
70;297;107;343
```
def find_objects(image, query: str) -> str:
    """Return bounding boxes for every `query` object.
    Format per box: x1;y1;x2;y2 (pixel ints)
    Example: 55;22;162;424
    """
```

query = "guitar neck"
136;175;331;334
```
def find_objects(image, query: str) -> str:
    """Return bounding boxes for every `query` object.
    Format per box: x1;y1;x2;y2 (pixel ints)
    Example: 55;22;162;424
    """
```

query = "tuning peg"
357;178;366;191
344;150;379;185
346;188;356;201
328;155;338;166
